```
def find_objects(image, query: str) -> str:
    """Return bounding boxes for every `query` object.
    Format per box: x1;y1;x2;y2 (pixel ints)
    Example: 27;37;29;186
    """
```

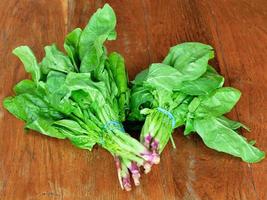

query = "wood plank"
199;1;267;199
0;0;266;199
0;0;71;199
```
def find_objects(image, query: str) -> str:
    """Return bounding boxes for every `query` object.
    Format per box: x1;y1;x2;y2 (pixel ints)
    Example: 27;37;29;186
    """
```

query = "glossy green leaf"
146;63;183;91
163;42;214;80
179;70;224;95
129;85;154;120
216;116;250;131
132;68;149;85
26;118;66;139
13;46;40;83
14;79;36;95
194;117;265;163
64;28;82;70
194;87;241;118
53;119;87;135
79;4;116;59
108;52;129;120
41;44;74;74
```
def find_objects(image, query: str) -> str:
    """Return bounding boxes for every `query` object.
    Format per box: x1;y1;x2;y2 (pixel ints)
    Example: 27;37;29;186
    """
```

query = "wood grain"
0;0;266;199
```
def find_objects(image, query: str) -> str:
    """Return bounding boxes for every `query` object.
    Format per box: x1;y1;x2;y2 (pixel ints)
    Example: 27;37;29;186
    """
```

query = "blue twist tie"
99;121;125;146
157;107;177;149
103;120;125;132
157;107;176;129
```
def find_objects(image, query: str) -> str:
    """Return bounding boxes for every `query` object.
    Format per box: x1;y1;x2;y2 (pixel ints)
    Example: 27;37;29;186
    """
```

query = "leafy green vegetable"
178;69;224;95
41;44;75;74
194;87;241;118
79;4;116;59
64;28;82;70
194;117;264;163
108;52;130;120
12;46;40;83
129;42;265;164
146;63;183;91
216;116;249;131
4;4;159;191
3;4;265;192
163;42;214;80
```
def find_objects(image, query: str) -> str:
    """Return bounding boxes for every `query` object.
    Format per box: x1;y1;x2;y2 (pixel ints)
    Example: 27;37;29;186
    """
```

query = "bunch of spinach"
3;4;160;191
129;42;265;167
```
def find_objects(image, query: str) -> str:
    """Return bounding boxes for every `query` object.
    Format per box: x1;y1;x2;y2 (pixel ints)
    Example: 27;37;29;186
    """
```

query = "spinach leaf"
178;69;224;95
194;87;241;118
41;44;75;74
53;119;88;135
12;46;40;83
194;117;265;163
26;118;66;139
64;72;107;107
216;116;250;131
79;48;104;73
129;85;154;120
163;42;214;80
14;79;36;95
146;63;183;91
132;68;149;85
79;4;116;59
64;28;82;70
59;128;97;151
108;52;129;120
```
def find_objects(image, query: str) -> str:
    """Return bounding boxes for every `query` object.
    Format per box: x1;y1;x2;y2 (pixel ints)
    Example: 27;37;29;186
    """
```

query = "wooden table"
1;1;266;199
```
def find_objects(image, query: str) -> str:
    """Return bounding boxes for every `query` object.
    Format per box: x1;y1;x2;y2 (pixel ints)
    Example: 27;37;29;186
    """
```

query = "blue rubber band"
103;120;125;132
100;121;125;146
157;107;176;129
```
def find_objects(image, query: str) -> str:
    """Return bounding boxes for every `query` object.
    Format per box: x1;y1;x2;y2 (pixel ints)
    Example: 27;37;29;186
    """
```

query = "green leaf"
216;116;250;131
70;134;97;151
53;119;87;135
172;101;189;127
46;71;67;93
194;117;265;163
188;97;201;113
132;68;149;85
26;118;66;139
59;129;96;151
78;4;116;59
207;64;219;74
129;85;154;120
194;87;241;118
65;72;107;107
3;93;63;122
179;70;224;95
79;48;103;73
13;46;40;83
108;52;128;93
108;52;129;120
64;28;82;70
14;79;36;95
3;96;28;121
146;63;183;91
41;44;74;74
184;117;194;135
249;140;256;145
163;42;214;80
